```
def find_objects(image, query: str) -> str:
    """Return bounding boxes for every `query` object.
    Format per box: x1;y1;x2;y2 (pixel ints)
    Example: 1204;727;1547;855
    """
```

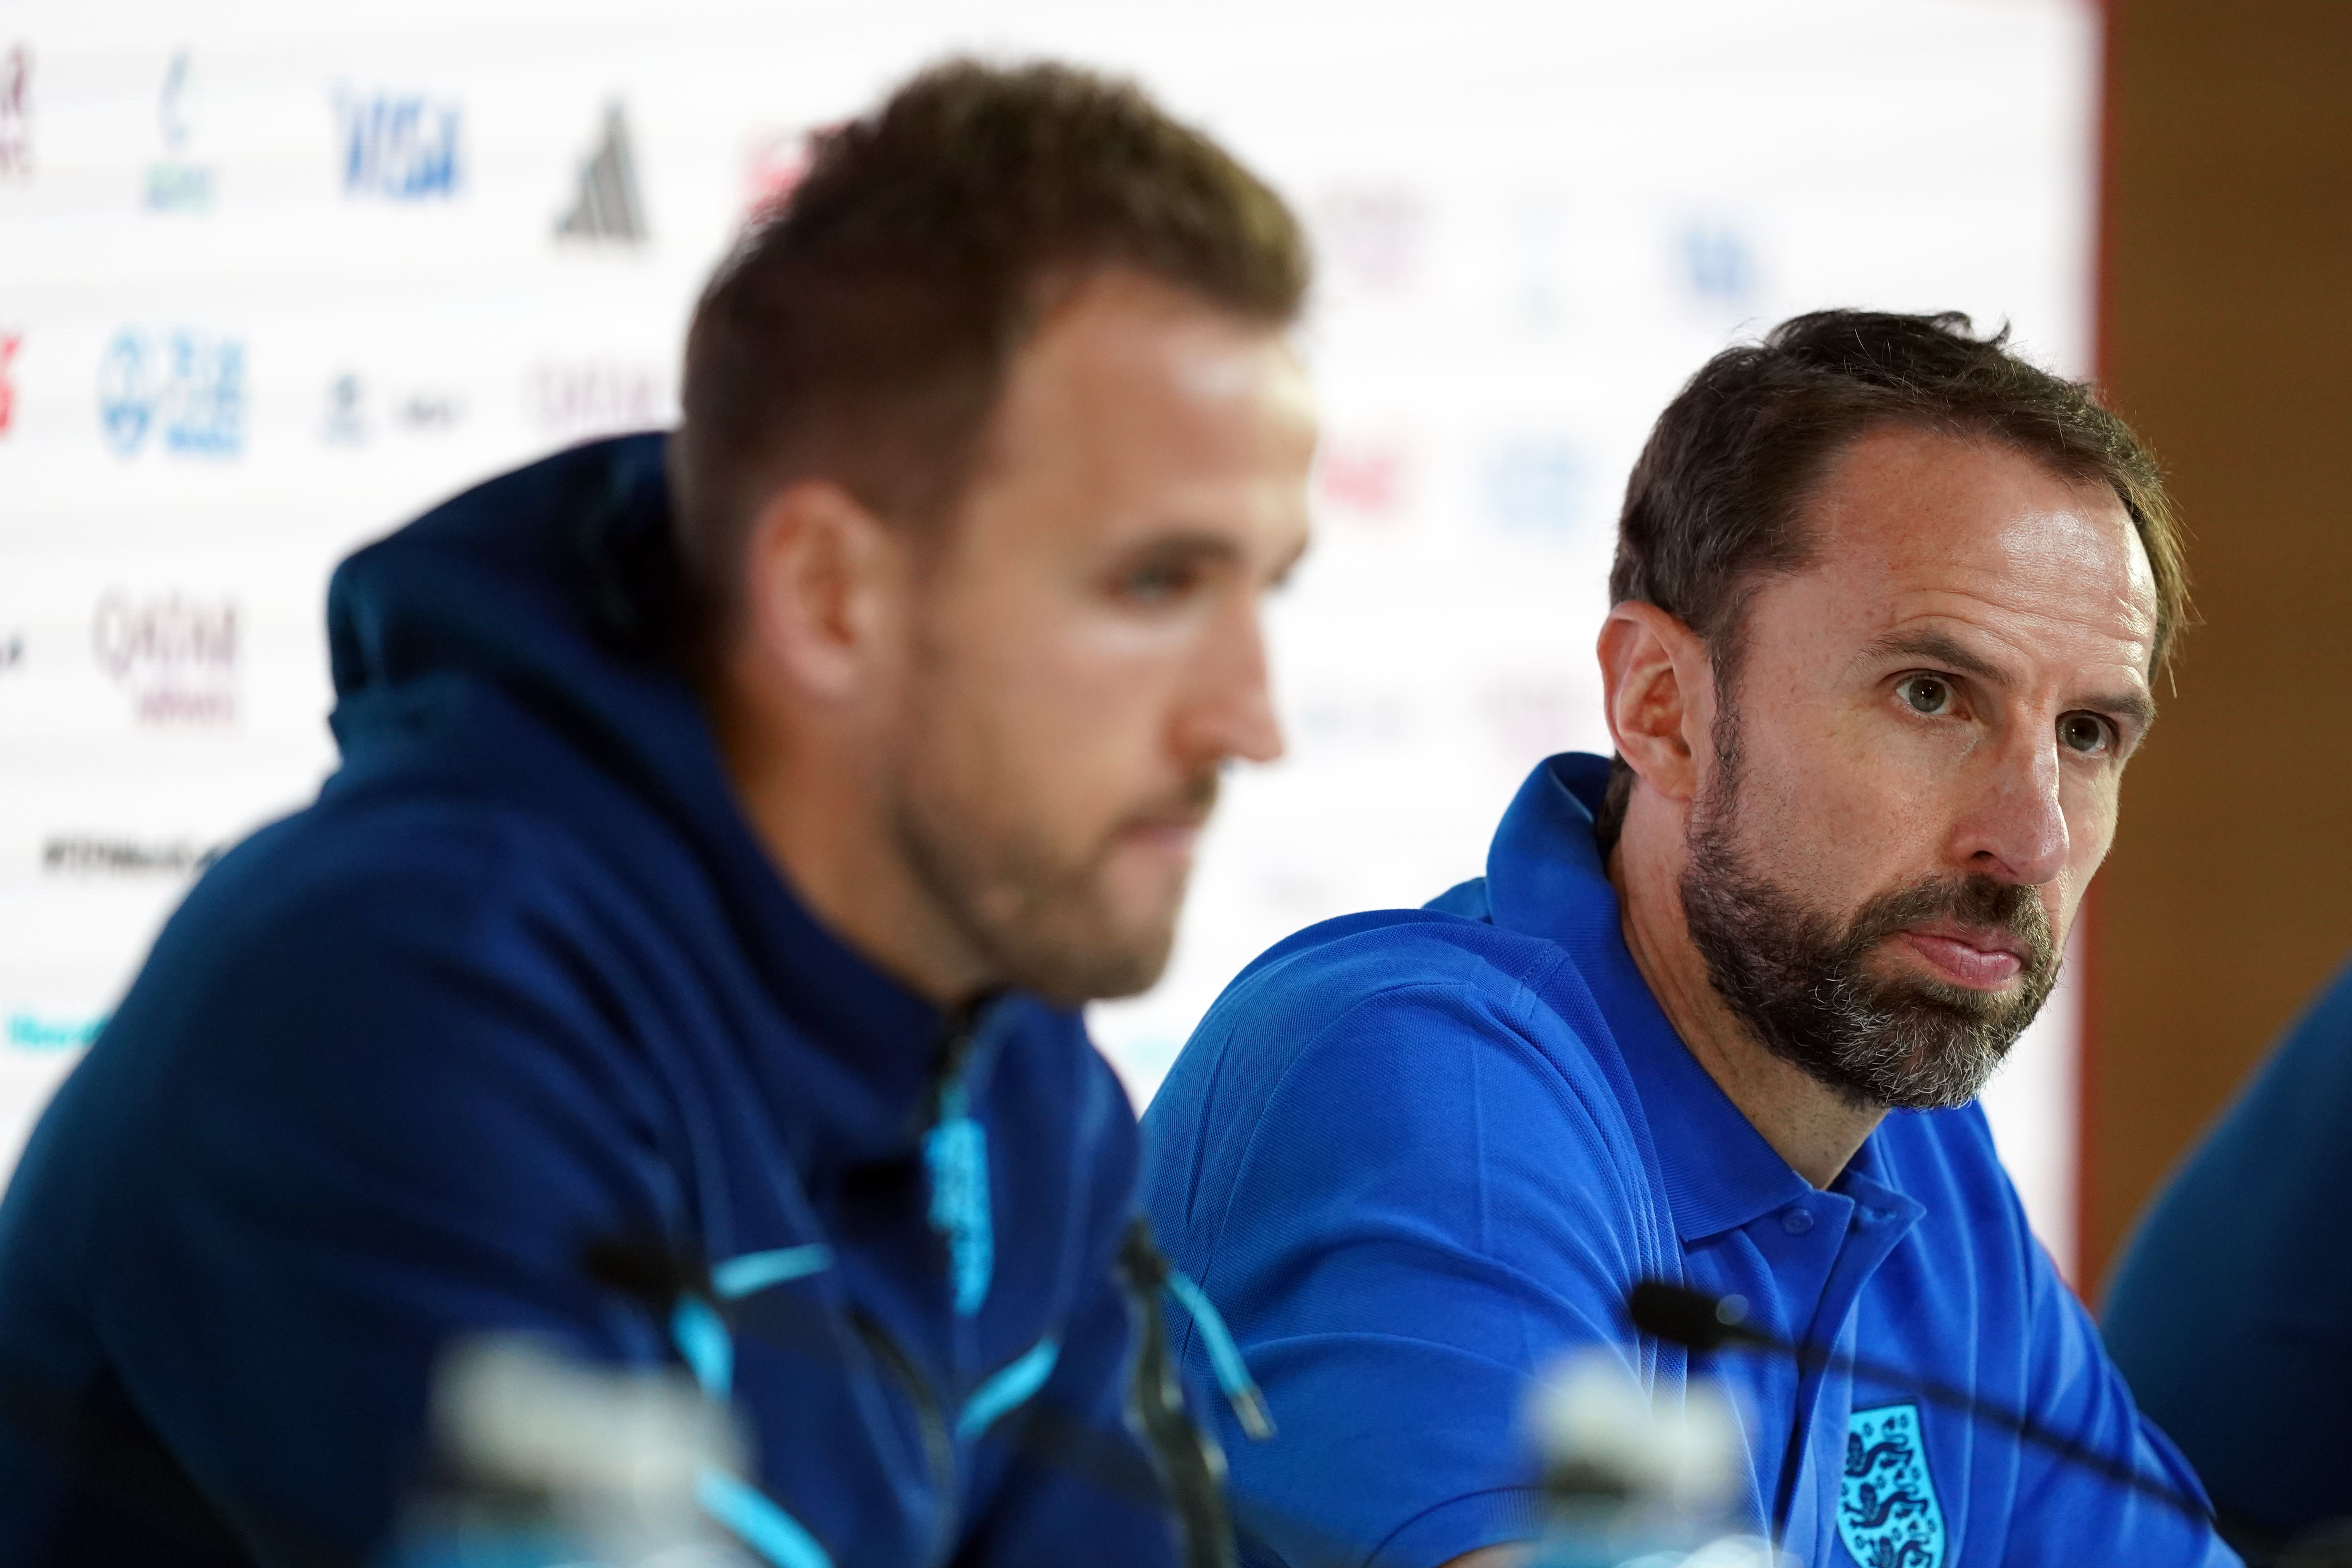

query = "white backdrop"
0;0;2097;1276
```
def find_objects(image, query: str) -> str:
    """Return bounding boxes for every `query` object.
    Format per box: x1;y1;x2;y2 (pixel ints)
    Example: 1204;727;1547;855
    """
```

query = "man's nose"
1958;727;2071;887
1175;599;1285;769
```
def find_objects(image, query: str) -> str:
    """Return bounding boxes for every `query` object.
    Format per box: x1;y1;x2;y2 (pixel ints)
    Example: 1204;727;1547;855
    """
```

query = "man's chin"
1869;971;2022;1023
1004;886;1184;1006
1017;931;1176;1007
1865;940;2038;1014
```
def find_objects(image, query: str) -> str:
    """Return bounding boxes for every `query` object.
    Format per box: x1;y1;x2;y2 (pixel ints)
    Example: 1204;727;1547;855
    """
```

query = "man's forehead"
1795;428;2160;668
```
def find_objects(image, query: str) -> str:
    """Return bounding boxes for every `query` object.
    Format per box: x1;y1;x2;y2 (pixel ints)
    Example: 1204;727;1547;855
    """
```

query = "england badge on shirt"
1838;1403;1947;1568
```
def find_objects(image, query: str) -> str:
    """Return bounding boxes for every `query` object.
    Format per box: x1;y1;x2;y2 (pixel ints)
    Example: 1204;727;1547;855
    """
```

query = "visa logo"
338;90;461;200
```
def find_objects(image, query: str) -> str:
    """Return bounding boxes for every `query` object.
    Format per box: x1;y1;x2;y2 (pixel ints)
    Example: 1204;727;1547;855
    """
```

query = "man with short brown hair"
1143;311;2236;1567
0;59;1314;1568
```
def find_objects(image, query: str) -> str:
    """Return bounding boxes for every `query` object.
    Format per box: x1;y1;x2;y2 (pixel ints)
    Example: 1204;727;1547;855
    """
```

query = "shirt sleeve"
72;834;679;1564
1164;978;1655;1568
2006;1214;2243;1566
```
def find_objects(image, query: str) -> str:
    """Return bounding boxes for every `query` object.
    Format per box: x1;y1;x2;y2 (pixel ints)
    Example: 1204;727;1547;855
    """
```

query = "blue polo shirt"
1141;753;2232;1568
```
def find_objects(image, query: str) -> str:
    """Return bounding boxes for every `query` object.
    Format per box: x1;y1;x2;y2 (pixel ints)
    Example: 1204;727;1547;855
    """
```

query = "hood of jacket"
322;431;1014;1168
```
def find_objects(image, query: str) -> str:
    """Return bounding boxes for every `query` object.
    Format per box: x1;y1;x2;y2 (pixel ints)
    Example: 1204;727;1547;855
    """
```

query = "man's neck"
704;672;993;1010
1606;813;1884;1191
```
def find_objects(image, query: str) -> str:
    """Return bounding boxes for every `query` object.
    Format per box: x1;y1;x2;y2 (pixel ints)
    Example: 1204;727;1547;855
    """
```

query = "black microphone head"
580;1233;710;1308
1628;1280;1754;1353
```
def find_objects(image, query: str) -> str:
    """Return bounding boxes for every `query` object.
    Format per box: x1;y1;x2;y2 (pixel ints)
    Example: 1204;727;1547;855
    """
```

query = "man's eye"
1898;674;1955;716
2058;712;2114;756
1119;561;1197;604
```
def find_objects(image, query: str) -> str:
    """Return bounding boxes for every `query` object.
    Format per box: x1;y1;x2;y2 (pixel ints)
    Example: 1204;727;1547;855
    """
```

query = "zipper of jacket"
888;995;999;1562
850;1307;958;1564
922;998;997;1318
923;996;991;1126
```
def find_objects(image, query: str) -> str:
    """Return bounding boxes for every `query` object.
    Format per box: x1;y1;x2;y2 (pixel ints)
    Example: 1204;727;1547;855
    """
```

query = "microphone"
1626;1280;2213;1528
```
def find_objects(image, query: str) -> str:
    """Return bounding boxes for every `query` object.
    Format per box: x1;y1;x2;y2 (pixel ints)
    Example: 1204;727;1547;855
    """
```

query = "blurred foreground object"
1524;1350;1782;1568
393;1336;747;1568
2106;957;2352;1561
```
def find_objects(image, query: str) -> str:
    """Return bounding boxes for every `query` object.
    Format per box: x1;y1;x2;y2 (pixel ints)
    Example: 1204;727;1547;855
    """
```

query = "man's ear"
738;478;909;704
1597;601;1713;806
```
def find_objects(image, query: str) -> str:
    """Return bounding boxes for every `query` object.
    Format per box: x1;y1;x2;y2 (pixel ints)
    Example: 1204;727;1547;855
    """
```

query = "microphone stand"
1626;1280;2215;1530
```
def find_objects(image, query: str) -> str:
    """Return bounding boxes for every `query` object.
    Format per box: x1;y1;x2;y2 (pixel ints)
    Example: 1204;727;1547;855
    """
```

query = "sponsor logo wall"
0;0;2100;1272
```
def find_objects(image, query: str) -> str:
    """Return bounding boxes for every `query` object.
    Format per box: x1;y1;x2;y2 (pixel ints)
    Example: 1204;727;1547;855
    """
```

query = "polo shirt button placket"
1781;1206;1815;1236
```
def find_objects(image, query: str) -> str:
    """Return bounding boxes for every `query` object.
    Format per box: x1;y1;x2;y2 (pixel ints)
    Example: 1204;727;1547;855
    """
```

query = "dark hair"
670;58;1309;628
1593;308;2186;852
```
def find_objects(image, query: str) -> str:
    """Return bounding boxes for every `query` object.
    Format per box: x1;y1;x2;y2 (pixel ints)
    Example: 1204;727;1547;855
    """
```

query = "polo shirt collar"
1483;753;1814;1242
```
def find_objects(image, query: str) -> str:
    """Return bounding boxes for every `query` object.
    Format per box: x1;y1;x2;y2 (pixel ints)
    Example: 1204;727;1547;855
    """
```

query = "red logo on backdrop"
0;332;20;436
1317;433;1412;522
743;124;839;224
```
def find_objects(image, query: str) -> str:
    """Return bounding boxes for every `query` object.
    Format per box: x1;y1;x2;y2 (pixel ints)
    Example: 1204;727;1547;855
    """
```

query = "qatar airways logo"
92;590;239;728
0;45;31;183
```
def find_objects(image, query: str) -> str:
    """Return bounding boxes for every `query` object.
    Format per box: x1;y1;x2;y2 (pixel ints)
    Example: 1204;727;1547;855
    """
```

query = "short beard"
889;760;1216;1009
1678;722;2059;1112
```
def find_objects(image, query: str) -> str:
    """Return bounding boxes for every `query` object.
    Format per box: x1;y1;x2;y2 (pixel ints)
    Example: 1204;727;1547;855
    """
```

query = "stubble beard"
1676;712;2061;1112
885;688;1215;1007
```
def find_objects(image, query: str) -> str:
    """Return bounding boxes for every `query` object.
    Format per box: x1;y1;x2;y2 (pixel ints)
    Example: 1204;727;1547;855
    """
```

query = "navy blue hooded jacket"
0;435;1180;1568
2105;955;2352;1550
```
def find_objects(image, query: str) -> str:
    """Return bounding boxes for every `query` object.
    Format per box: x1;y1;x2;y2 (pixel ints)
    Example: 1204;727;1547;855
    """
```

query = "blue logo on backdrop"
145;49;215;212
1838;1403;1946;1568
337;90;461;199
1483;437;1588;536
1677;219;1757;308
98;329;246;458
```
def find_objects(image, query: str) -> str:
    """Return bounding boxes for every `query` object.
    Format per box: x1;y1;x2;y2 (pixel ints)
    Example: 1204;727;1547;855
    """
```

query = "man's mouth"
1112;774;1221;864
1892;922;2028;990
1114;813;1209;861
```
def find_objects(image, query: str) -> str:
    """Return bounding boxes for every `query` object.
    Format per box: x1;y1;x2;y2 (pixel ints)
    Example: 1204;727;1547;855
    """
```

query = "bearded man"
1140;311;2236;1567
0;62;1314;1568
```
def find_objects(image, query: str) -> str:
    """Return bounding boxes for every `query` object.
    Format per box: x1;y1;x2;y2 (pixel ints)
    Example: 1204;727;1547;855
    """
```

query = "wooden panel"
2089;0;2352;1292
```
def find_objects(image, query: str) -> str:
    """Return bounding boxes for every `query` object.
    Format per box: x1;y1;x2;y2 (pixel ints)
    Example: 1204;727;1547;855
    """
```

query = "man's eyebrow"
2084;685;2159;732
1120;526;1310;587
1866;628;2158;729
1121;529;1243;567
1864;629;2007;685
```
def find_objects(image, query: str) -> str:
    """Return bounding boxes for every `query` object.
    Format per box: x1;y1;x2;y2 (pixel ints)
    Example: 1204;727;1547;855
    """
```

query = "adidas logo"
556;102;646;244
